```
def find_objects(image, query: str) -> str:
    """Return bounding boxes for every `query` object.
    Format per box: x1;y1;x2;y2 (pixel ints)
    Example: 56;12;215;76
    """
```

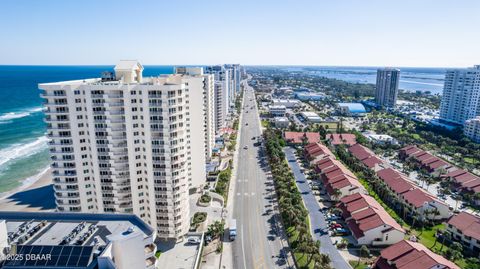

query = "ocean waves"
0;106;44;122
0;136;49;168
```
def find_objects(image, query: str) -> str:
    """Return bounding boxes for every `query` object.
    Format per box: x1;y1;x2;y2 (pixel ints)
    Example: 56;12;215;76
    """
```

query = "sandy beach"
0;167;55;212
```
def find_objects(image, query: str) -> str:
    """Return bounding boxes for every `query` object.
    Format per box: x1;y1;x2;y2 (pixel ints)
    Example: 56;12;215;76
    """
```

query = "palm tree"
332;189;342;201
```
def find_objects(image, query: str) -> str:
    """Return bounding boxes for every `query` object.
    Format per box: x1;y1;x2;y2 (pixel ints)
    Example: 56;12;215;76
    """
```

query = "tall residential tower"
375;68;400;108
40;61;210;239
439;65;480;125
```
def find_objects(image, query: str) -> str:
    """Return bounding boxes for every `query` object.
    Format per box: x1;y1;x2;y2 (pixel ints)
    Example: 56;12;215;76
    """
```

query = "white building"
375;68;400;108
39;60;208;240
363;132;399;145
464;117;480;143
205;65;231;132
440;65;480;125
174;67;216;160
339;193;405;246
272;98;300;108
269;105;286;117
0;211;159;269
300;111;322;123
274;117;290;128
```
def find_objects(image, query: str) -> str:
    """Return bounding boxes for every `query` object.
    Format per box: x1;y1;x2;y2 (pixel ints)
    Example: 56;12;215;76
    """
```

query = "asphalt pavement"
283;147;352;269
228;84;292;269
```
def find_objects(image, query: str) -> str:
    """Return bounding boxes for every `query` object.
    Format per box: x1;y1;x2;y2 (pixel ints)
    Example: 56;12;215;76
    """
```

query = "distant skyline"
0;0;479;67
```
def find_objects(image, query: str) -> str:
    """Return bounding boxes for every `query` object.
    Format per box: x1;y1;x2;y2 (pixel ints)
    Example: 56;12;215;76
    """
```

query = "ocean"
0;65;174;193
0;65;447;194
283;66;447;94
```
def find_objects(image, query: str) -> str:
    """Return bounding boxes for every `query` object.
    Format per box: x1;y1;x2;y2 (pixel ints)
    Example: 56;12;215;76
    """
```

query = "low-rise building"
348;143;386;171
272;98;300;108
464;117;480;143
295;92;325;101
284;131;321;145
446;212;480;256
337;103;367;116
269;105;287;117
373;240;460;269
274;117;290;128
399;145;454;176
326;133;357;146
363;133;398;145
338;193;405;246
443;169;480;195
0;211;159;269
314;157;364;200
304;142;334;164
299;111;322;123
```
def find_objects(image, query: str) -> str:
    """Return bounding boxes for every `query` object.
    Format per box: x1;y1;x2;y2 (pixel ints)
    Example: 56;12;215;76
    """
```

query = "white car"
187;237;200;244
244;146;249;149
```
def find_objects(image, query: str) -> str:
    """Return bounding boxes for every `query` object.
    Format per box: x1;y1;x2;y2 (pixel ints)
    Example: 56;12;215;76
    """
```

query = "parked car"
187;237;201;244
330;223;343;229
334;228;350;236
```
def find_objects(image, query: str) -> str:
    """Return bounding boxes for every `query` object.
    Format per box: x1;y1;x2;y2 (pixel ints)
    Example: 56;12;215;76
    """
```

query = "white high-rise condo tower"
39;61;210;240
375;68;400;108
205;65;231;132
440;65;480;125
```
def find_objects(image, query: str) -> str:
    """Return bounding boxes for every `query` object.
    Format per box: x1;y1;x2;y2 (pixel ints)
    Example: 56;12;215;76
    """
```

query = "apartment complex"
375;68;400;108
40;61;214;239
440;65;480;125
464;116;480;143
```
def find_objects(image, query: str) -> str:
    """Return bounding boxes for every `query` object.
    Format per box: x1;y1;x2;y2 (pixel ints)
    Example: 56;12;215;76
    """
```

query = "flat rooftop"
0;211;154;247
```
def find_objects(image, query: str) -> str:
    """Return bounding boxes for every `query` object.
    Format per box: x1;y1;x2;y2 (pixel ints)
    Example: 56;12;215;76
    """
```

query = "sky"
0;0;479;67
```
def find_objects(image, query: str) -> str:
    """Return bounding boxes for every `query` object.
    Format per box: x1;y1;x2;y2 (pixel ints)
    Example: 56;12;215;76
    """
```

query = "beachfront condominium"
440;65;480;125
205;65;230;132
39;60;211;239
375;68;400;108
464;117;480;143
174;67;216;160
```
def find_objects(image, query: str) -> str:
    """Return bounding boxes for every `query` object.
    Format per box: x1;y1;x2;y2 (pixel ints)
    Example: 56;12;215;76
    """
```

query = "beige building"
40;61;209;239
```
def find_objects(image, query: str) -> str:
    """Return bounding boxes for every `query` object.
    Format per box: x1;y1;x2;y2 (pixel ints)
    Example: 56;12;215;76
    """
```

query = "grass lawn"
261;120;270;128
349;260;368;269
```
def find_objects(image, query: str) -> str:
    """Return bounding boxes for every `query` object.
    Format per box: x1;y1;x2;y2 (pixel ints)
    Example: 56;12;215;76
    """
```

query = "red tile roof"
326;133;357;146
376;240;460;269
348;143;375;160
401;188;435;208
284;132;321;144
447;212;480;242
305;143;333;159
362;156;384;169
338;193;404;239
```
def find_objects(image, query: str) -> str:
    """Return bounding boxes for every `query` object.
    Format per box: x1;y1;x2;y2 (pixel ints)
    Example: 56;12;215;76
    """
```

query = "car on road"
187;237;201;244
243;146;248;149
245;123;248;126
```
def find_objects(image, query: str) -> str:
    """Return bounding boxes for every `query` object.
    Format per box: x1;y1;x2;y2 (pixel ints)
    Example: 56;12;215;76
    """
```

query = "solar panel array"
2;245;94;268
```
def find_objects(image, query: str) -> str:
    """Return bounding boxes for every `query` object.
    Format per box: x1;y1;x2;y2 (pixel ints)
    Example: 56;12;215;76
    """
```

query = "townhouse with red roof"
326;133;357;146
313;156;365;200
373;240;460;269
284;131;321;145
348;143;387;172
399;145;454;176
304;142;334;164
446;212;480;256
338;193;405;246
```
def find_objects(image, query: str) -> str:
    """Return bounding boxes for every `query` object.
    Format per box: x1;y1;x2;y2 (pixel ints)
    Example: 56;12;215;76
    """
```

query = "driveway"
283;147;351;269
